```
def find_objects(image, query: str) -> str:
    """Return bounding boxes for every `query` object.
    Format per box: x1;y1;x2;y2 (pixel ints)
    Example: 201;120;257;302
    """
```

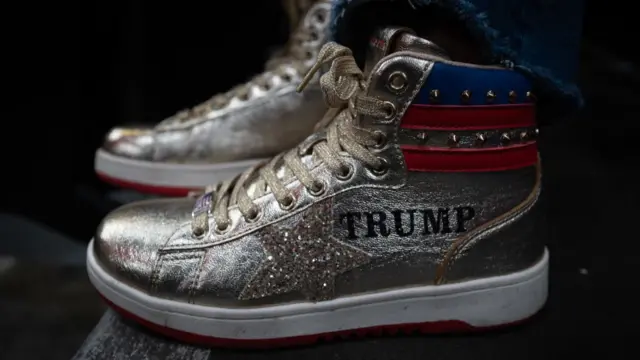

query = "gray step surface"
0;262;105;360
73;311;211;360
0;213;86;266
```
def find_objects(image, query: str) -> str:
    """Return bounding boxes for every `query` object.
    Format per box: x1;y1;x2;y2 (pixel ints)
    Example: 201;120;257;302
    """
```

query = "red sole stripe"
402;143;538;172
96;171;195;197
402;104;536;131
100;295;534;349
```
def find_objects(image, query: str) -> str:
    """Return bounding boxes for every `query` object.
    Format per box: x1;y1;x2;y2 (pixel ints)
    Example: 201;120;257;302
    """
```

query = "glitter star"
239;201;370;301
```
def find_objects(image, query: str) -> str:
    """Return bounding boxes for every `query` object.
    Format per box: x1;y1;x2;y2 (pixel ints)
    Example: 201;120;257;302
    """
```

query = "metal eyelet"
387;71;408;93
308;180;326;197
245;208;261;223
260;83;272;91
382;101;397;120
372;130;387;149
336;164;354;181
314;9;328;24
279;194;297;211
192;226;206;238
370;157;389;177
214;221;230;235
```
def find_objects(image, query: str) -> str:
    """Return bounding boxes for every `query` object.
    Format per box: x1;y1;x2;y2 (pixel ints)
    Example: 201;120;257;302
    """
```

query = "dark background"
1;1;639;359
2;1;291;239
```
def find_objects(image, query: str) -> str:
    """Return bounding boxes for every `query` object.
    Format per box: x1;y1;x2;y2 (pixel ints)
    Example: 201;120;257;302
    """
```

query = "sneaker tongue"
364;27;450;76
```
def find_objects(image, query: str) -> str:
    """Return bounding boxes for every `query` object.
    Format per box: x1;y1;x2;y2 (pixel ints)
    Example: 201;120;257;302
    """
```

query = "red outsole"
96;171;195;197
101;295;533;349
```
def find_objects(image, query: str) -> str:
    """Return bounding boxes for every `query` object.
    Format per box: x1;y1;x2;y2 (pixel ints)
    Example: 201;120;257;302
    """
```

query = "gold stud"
448;133;459;147
417;132;428;142
526;91;535;102
508;91;517;103
429;89;440;103
500;133;511;144
486;90;496;103
461;90;471;104
474;133;486;147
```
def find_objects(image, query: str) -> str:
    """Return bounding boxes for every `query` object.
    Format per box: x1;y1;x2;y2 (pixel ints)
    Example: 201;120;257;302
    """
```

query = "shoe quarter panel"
331;166;537;295
154;88;326;163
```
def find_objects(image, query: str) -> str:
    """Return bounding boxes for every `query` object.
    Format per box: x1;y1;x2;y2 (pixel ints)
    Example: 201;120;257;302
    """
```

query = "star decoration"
239;200;371;301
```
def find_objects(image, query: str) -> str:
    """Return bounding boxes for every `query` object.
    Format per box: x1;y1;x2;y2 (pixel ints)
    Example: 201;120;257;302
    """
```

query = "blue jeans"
330;0;584;118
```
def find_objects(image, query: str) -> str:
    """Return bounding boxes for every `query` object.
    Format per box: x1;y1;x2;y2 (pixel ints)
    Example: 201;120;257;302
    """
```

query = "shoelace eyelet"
214;221;230;235
279;194;297;211
314;9;327;24
370;157;389;177
336;164;354;181
308;180;326;197
387;71;408;93
260;83;272;91
245;208;261;223
192;226;206;238
372;130;387;149
382;101;397;120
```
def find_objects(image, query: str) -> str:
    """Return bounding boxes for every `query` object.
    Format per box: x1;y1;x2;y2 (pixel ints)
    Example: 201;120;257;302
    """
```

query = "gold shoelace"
192;42;391;235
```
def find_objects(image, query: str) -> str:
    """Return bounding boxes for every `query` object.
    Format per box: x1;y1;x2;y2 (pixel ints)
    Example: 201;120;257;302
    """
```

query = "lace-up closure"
165;2;328;125
192;42;391;236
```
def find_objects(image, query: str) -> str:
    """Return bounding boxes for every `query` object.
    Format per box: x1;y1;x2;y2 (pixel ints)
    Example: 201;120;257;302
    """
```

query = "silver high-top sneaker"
87;27;547;348
95;0;332;196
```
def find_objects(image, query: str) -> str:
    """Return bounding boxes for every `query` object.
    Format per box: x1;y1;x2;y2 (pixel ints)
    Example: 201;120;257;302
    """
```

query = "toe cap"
102;126;155;160
93;197;196;291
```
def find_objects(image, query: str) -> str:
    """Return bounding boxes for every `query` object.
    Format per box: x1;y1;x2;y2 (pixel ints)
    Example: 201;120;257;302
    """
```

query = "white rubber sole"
87;239;548;343
94;149;264;192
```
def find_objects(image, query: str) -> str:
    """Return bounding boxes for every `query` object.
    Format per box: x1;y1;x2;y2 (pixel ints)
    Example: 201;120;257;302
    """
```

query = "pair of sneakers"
88;0;548;348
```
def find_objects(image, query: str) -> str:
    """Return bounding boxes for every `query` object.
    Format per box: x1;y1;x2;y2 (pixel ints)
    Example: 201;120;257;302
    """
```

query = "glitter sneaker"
87;27;548;347
95;0;332;196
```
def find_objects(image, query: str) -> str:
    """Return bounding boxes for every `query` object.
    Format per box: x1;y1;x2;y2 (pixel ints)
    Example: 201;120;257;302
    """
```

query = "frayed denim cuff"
330;0;584;120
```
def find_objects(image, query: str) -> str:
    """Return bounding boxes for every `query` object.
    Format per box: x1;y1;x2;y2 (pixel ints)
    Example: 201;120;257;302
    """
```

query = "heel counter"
436;162;544;284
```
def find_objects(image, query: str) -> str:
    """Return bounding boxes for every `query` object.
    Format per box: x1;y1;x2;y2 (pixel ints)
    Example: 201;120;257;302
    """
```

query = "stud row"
428;89;535;104
446;129;539;147
400;128;539;148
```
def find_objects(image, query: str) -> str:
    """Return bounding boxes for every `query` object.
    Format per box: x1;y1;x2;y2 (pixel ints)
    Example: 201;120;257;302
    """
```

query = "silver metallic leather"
102;0;332;164
95;198;195;292
93;31;545;308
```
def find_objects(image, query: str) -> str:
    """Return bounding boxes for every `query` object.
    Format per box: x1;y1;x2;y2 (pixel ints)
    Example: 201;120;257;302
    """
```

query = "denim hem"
330;0;584;118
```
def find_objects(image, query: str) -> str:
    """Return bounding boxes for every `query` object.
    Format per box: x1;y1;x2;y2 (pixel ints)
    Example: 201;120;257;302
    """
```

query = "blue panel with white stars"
413;62;532;105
